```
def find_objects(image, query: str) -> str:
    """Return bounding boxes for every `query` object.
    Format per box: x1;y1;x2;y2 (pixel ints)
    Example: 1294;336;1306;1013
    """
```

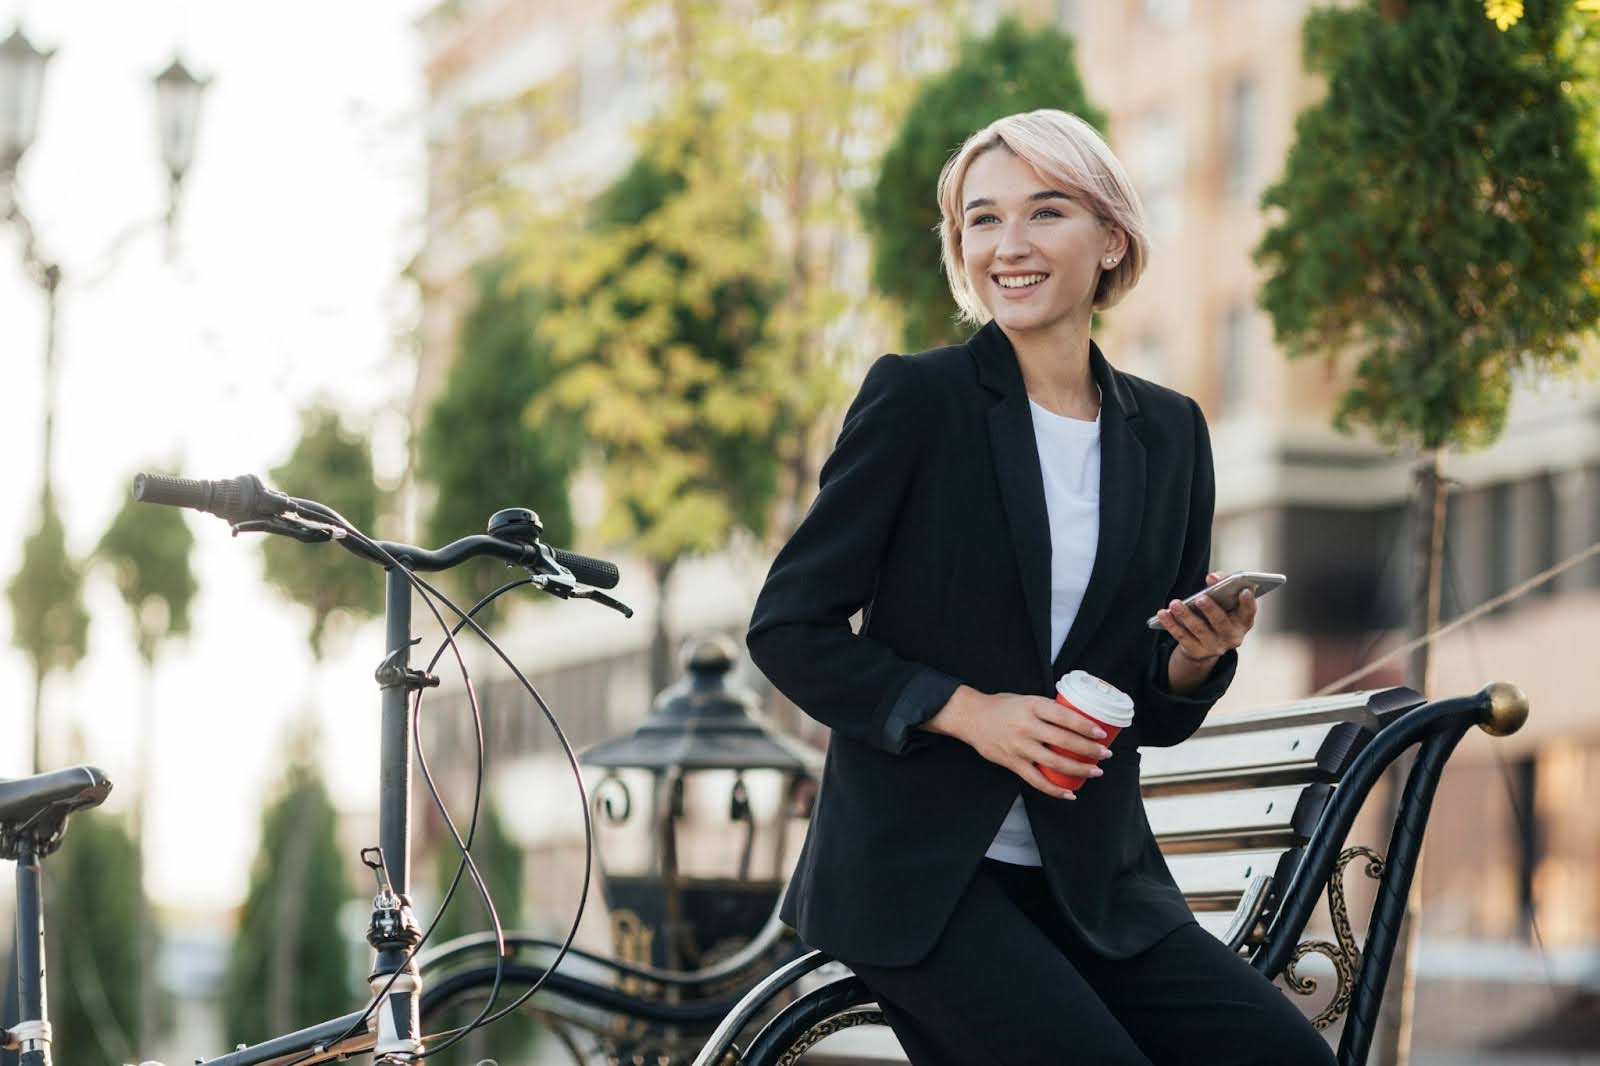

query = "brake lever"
574;587;634;618
525;571;634;618
231;515;339;543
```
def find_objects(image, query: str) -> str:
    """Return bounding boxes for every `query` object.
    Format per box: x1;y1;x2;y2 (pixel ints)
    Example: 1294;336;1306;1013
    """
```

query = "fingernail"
1088;766;1104;777
1092;727;1107;739
1242;589;1253;600
1062;790;1077;800
1100;748;1114;760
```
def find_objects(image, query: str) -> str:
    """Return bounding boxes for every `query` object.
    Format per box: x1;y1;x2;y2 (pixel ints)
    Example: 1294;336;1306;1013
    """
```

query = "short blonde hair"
937;109;1150;325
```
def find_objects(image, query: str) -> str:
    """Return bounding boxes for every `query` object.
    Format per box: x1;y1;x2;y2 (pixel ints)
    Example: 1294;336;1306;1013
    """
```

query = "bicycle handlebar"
132;472;621;590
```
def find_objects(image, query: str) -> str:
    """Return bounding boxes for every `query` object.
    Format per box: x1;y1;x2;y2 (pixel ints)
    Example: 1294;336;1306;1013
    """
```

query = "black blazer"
746;321;1238;968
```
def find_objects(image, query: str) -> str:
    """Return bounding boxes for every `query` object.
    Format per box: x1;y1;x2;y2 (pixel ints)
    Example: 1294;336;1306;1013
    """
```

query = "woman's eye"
970;213;999;226
1034;208;1062;219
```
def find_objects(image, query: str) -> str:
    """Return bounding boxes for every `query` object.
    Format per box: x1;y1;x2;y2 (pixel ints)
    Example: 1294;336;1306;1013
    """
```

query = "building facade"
413;0;1600;1029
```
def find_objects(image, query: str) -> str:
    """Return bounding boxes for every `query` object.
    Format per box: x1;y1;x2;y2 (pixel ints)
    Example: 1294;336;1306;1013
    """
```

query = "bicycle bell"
487;507;543;545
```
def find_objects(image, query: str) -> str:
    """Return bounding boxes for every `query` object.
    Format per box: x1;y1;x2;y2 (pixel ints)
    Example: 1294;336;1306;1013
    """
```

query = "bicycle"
3;473;634;1065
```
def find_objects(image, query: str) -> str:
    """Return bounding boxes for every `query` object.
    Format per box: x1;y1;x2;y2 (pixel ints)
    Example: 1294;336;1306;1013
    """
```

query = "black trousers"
842;858;1337;1066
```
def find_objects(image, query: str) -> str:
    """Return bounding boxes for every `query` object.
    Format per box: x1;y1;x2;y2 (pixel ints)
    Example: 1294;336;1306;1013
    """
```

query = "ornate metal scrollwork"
1283;845;1386;1030
607;908;657;1043
777;1006;888;1066
595;772;634;825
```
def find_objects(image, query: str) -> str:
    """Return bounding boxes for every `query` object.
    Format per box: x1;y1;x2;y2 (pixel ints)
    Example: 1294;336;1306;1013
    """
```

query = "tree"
261;407;386;659
522;144;783;691
221;742;354;1043
864;15;1105;351
418;260;584;606
1253;3;1600;1061
508;0;947;561
44;809;146;1066
95;478;198;1052
427;801;538;1064
6;492;90;772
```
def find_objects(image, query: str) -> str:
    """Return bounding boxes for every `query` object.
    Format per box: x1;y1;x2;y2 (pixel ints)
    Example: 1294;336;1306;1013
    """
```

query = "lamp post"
580;635;820;978
1;25;210;1061
1;22;210;771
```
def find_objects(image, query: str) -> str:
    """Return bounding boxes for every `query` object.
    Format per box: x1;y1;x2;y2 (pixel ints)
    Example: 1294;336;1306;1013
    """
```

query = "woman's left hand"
1155;571;1257;667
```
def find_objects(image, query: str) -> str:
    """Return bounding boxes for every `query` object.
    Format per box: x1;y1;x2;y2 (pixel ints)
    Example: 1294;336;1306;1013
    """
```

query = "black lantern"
579;635;820;973
0;26;54;174
152;54;208;226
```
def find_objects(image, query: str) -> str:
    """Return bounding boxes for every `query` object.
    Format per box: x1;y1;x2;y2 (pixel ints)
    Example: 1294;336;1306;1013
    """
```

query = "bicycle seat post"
10;837;54;1066
367;563;431;1062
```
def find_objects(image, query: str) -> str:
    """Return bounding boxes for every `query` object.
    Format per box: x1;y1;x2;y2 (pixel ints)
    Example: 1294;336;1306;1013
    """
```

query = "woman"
745;110;1334;1065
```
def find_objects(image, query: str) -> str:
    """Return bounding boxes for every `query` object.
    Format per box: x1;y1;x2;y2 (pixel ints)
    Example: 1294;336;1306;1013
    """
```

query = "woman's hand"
1154;570;1258;674
925;685;1113;799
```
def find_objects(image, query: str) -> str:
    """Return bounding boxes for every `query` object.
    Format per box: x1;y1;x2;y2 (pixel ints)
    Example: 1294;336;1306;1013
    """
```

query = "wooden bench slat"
1166;848;1301;901
1146;783;1332;855
1138;722;1372;797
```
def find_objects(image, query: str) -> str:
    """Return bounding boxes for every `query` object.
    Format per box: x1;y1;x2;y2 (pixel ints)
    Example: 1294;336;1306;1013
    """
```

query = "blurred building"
411;0;1600;1049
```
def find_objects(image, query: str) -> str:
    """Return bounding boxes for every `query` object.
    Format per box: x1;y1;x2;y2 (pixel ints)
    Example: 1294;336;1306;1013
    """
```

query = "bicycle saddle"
0;766;113;858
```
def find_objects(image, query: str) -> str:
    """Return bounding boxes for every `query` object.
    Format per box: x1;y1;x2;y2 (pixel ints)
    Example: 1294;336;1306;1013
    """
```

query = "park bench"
423;681;1527;1066
690;680;1529;1066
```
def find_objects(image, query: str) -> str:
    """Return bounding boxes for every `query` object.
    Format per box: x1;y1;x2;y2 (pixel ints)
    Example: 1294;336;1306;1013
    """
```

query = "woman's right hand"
925;685;1113;799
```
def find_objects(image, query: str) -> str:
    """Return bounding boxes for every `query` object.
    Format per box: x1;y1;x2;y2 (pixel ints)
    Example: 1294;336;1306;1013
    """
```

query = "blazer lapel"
973;323;1054;684
969;322;1147;688
1052;341;1146;677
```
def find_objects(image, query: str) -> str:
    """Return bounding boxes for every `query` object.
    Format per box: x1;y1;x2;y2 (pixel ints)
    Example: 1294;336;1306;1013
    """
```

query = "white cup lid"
1055;669;1135;727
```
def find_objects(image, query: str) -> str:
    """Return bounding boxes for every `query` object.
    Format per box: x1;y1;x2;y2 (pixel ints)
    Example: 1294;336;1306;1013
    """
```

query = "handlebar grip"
133;473;289;523
132;473;220;511
554;547;620;590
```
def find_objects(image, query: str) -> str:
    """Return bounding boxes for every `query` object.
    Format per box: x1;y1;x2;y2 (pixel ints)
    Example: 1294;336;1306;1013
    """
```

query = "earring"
1104;256;1117;267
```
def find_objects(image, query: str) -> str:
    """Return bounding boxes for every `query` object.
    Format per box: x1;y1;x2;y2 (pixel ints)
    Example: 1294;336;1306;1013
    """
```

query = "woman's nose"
996;220;1031;259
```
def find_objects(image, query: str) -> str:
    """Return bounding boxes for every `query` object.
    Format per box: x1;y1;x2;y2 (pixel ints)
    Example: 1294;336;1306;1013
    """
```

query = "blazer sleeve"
746;354;960;755
1137;396;1238;748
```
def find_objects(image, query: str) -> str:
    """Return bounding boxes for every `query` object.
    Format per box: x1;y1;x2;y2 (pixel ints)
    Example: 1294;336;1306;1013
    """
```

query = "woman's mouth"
994;272;1048;297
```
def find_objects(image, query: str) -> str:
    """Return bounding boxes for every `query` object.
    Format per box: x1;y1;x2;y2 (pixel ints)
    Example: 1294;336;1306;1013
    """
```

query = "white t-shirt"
984;393;1102;866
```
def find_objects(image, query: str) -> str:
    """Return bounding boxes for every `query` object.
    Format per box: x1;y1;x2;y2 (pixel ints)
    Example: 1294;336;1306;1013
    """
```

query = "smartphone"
1146;570;1286;630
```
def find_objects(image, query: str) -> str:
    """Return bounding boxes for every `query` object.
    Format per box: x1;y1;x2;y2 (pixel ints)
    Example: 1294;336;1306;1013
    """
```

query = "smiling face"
959;146;1126;337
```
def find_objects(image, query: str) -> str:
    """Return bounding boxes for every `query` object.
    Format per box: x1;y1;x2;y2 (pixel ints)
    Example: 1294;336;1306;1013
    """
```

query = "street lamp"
0;25;53;177
153;55;207;223
580;636;820;974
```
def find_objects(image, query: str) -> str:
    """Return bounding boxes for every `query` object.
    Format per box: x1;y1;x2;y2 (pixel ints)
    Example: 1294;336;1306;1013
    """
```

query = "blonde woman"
746;110;1332;1064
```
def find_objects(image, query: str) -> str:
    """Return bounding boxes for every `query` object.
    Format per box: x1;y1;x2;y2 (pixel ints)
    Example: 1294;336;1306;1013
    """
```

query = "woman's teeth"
996;274;1047;289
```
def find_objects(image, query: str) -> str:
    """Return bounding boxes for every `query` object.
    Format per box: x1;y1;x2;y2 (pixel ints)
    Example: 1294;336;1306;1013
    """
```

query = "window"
1220;305;1252;416
1226;77;1259;201
1144;0;1189;28
1130;111;1186;241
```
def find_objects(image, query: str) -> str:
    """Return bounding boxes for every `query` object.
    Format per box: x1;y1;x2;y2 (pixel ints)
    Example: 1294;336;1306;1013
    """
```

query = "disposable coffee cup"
1039;670;1135;791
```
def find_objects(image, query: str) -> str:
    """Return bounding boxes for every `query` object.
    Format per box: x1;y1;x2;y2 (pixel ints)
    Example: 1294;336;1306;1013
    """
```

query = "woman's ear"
1105;227;1130;263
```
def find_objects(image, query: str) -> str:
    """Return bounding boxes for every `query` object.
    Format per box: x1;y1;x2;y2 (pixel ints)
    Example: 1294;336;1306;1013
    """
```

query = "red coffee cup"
1039;670;1135;791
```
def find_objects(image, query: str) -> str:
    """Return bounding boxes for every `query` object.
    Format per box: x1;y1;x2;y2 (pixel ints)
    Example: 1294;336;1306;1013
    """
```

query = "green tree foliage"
1255;0;1600;453
221;747;354;1044
524;142;784;687
427;802;537;1063
530;147;781;563
45;810;148;1066
864;15;1105;351
508;0;941;554
6;492;89;770
419;260;583;604
96;483;197;665
261;408;386;659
